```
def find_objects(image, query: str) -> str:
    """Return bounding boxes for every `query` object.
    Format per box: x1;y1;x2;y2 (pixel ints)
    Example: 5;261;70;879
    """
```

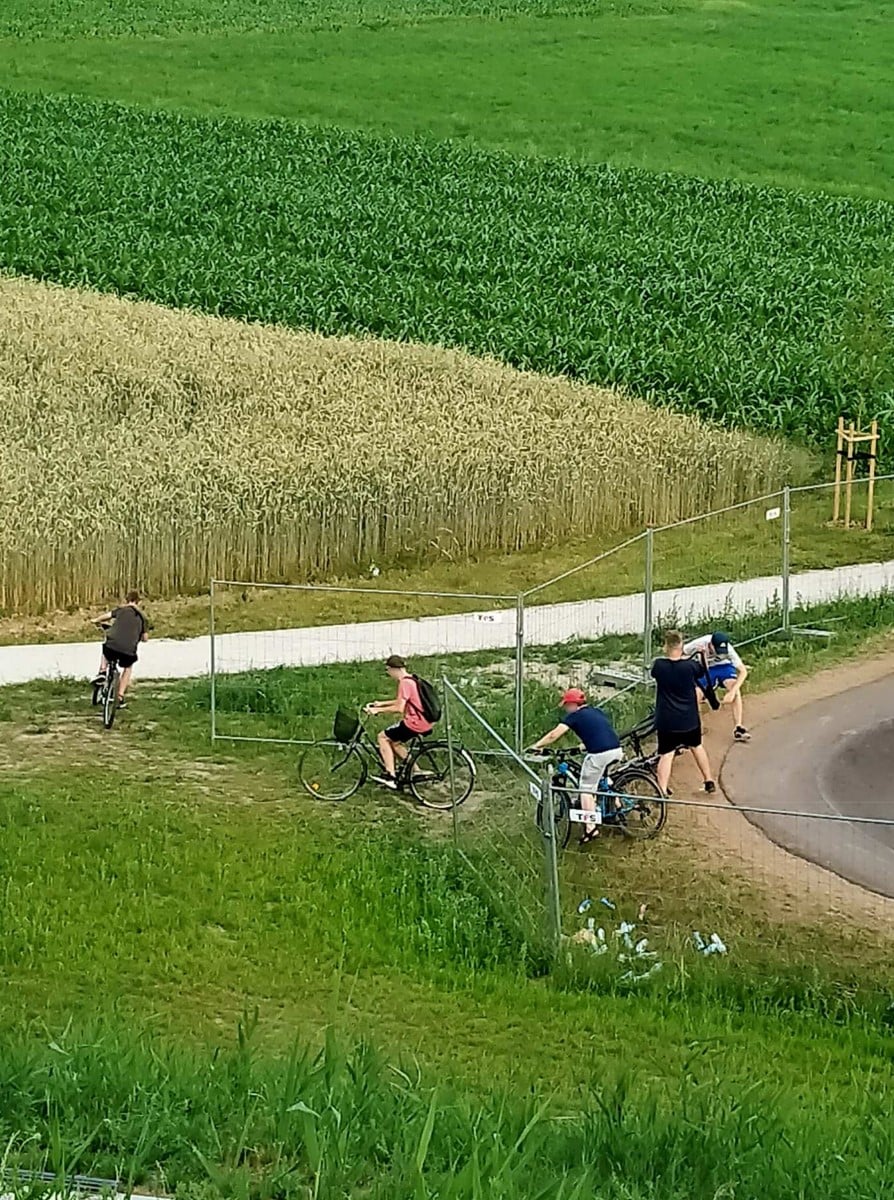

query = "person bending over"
684;629;750;742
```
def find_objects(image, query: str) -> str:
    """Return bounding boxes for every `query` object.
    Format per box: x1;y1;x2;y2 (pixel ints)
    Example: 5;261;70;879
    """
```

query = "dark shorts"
384;721;427;745
657;725;701;755
104;642;138;669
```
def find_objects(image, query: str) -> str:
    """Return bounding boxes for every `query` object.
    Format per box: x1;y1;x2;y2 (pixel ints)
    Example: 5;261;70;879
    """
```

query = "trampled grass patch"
2;92;893;459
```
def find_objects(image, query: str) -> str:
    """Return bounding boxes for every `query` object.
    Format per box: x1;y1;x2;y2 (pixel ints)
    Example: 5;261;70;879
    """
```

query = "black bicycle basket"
333;707;361;744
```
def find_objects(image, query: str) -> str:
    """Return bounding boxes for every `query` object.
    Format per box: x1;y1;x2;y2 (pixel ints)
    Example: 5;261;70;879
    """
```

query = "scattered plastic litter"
621;961;663;983
637;903;648;922
599;897;616;911
369;564;380;577
614;920;636;951
577;897;593;914
692;931;728;956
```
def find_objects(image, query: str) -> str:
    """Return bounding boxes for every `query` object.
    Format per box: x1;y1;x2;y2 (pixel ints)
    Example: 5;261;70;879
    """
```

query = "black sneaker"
703;780;717;795
371;772;398;791
117;699;128;711
734;726;751;742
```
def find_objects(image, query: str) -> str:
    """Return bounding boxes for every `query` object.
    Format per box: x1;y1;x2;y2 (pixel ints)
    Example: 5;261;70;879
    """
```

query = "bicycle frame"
338;717;422;788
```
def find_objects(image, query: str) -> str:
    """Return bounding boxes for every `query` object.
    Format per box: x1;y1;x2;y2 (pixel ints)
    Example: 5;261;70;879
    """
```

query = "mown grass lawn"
3;1;892;198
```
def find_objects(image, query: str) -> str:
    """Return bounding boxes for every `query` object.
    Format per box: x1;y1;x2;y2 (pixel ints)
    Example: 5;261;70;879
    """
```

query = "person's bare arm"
529;723;570;752
365;690;406;717
92;611;113;625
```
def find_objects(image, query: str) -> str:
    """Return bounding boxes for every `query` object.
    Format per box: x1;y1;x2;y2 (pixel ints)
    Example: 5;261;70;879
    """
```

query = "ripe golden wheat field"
1;276;805;612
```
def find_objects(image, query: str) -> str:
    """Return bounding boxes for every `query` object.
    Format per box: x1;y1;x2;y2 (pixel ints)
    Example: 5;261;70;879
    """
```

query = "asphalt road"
722;673;894;899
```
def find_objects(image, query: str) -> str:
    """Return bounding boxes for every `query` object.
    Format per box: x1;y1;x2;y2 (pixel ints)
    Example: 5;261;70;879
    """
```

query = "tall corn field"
0;277;805;613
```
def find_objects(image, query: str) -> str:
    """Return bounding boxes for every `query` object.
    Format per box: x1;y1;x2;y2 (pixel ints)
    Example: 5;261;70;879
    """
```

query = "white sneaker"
371;773;397;791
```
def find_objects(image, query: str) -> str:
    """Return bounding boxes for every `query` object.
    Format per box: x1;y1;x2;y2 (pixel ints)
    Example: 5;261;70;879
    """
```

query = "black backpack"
413;674;442;723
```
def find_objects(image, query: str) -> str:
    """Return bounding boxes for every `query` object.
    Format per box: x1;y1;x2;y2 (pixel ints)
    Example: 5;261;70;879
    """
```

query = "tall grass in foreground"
0;1020;891;1199
0;276;801;614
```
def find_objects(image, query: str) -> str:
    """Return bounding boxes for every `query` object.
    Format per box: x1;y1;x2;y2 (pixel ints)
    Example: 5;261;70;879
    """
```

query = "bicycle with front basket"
298;707;477;809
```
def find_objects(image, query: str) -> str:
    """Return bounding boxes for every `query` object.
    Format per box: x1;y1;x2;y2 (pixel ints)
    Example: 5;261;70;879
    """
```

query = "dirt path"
667;650;894;926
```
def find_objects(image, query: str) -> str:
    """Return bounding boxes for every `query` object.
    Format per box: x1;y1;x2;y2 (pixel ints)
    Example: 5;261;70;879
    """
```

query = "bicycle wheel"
102;668;118;730
407;741;475;810
299;741;367;801
612;767;666;840
536;784;571;849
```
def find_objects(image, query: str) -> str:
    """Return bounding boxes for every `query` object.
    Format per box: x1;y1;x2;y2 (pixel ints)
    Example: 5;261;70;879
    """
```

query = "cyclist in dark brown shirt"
91;590;148;709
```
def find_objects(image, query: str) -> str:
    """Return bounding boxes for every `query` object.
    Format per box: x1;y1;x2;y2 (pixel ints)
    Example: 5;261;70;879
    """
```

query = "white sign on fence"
570;809;603;824
529;780;542;802
765;506;781;521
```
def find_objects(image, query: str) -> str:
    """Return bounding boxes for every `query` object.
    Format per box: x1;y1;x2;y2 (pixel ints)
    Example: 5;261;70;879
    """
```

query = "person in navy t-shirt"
529;688;623;844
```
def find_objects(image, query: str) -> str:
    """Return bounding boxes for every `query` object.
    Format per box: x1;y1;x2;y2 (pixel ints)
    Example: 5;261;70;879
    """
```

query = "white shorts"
579;747;624;794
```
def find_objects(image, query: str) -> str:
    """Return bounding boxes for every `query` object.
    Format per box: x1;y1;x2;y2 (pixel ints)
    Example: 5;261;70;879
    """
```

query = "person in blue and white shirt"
683;630;750;742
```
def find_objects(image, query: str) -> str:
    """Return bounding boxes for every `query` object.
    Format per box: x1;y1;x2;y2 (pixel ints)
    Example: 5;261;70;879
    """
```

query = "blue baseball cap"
711;631;731;651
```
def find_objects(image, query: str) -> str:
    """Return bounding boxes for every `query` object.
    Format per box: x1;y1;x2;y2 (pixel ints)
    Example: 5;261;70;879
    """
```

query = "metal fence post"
442;676;460;847
782;486;791;633
209;578;217;744
643;527;654;677
541;764;563;954
514;593;525;755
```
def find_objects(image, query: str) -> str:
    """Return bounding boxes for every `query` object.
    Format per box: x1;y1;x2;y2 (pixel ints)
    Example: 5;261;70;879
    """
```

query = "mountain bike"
532;746;666;848
91;634;121;730
298;707;476;809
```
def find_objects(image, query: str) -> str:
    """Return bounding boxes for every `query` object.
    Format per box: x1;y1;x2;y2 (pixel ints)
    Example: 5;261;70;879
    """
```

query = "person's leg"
118;666;133;699
656;751;675;793
691;743;715;789
94;648;109;684
723;680;744;728
377;730;397;777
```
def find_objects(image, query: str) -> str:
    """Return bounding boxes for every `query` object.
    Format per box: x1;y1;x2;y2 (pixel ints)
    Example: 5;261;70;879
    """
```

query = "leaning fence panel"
518;534;652;747
442;677;561;960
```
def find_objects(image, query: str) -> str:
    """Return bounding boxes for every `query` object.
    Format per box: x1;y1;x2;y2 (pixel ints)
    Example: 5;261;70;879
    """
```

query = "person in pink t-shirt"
364;654;433;790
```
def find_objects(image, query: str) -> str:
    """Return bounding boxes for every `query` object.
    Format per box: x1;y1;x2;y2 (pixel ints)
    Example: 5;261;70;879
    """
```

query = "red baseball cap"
561;688;586;705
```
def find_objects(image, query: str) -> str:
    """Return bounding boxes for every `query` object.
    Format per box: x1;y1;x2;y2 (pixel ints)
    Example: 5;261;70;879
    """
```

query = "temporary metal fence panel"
517;535;651;749
209;580;519;751
442;678;562;956
649;490;788;653
208;476;894;759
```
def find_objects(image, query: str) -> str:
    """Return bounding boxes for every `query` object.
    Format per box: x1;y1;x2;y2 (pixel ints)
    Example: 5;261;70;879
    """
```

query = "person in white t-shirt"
683;630;750;742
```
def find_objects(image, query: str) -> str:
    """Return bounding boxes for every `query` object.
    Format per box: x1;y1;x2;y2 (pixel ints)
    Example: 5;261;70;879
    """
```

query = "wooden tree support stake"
832;417;880;531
